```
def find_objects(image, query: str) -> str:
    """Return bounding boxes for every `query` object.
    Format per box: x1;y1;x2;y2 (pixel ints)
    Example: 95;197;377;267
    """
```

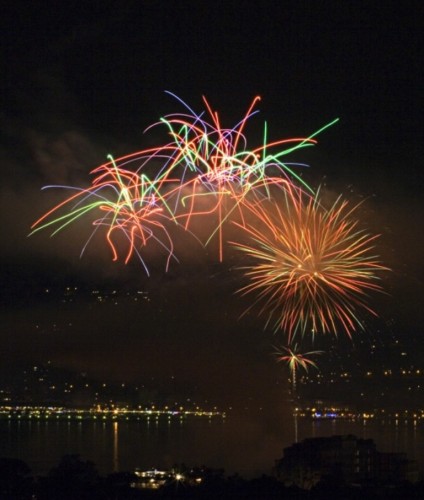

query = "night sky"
1;1;423;410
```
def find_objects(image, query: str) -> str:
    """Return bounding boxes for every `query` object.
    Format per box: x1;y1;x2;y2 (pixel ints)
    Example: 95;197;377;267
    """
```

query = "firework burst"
30;156;182;275
234;189;389;340
274;343;322;393
31;93;339;269
154;92;338;260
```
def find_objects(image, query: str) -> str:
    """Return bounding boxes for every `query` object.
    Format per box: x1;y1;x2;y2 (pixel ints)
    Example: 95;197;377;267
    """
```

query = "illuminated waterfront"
0;405;224;421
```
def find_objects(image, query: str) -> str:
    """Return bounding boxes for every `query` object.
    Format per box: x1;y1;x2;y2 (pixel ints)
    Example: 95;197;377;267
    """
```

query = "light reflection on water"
0;415;423;479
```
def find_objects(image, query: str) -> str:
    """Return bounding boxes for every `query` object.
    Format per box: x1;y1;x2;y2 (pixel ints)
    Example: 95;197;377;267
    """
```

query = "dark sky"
1;1;423;408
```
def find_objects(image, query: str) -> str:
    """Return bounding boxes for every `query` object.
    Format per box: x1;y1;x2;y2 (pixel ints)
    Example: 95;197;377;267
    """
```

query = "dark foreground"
2;455;424;499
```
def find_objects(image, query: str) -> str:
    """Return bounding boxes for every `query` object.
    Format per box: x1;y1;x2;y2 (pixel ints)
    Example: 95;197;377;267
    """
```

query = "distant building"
275;434;418;489
133;469;172;489
132;466;209;489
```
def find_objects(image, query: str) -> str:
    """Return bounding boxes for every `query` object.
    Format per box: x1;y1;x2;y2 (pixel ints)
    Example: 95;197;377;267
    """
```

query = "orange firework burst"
234;189;389;340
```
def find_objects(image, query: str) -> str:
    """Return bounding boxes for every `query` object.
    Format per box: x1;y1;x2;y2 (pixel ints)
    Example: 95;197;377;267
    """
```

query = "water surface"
1;414;423;479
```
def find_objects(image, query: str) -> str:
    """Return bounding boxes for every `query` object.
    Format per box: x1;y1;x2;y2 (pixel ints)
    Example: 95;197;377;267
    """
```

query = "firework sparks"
31;93;339;269
155;93;338;260
30;156;182;275
234;189;389;340
275;344;322;394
